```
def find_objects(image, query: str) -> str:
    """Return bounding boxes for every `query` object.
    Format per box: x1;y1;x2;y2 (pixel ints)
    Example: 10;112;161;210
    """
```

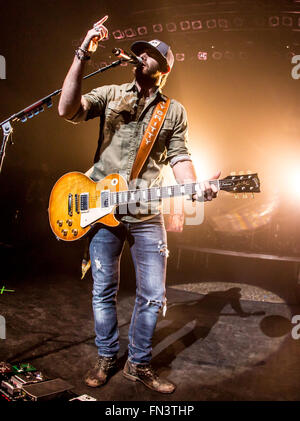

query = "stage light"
197;51;208;61
233;17;244;27
239;51;248;60
192;20;202;30
166;22;177;32
184;146;211;181
176;53;185;61
112;30;125;40
282;16;293;27
212;51;223;60
206;19;217;29
218;18;229;29
137;26;148;36
124;28;137;38
269;16;279;27
290;170;300;198
180;21;191;31
224;50;234;60
153;23;163;33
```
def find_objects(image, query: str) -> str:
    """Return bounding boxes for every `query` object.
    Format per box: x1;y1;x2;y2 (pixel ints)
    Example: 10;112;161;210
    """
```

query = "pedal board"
69;394;97;401
22;378;73;401
0;361;96;401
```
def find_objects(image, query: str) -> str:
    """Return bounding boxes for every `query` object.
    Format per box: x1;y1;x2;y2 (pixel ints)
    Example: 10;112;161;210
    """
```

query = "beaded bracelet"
75;47;91;61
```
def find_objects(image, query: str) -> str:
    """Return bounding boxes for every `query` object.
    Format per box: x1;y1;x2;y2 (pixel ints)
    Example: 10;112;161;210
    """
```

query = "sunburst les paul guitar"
48;172;260;241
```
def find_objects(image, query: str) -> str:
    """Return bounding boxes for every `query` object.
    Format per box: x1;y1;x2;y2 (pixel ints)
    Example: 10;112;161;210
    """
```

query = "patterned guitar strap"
130;97;171;181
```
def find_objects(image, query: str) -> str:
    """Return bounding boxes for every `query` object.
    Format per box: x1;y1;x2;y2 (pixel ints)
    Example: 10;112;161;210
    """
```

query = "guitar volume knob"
57;220;63;227
66;219;73;226
61;229;68;236
72;229;78;236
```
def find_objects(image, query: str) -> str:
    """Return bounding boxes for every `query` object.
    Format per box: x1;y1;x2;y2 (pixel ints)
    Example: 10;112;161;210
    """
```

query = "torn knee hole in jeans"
146;299;167;317
157;240;169;258
94;258;103;271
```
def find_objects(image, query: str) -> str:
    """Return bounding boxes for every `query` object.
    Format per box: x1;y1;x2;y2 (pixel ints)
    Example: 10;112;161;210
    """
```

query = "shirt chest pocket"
142;117;174;138
105;101;131;130
156;118;174;150
105;101;123;121
142;117;174;162
105;97;136;125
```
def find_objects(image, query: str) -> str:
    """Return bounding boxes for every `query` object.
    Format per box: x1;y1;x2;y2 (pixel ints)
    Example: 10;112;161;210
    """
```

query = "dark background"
0;0;300;296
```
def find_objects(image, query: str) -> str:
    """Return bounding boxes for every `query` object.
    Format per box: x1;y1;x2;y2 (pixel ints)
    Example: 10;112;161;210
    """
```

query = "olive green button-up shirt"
68;80;191;223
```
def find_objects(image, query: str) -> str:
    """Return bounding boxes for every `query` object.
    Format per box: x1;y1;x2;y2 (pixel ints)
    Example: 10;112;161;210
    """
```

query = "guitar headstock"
220;173;260;194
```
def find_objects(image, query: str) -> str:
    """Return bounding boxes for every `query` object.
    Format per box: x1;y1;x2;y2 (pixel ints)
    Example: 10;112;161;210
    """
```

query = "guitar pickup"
75;194;80;214
68;194;73;217
101;190;110;208
80;193;89;212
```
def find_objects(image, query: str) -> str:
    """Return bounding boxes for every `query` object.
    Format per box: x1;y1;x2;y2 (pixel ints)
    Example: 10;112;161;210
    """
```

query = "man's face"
136;48;162;78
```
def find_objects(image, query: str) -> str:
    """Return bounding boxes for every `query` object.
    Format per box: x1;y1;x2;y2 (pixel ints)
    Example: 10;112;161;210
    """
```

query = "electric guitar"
48;172;260;241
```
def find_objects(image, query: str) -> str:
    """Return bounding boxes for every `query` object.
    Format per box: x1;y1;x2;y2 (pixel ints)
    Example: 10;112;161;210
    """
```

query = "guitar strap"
130;97;171;181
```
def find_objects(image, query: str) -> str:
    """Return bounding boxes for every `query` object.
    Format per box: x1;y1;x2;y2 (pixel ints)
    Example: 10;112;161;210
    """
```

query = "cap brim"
130;41;169;73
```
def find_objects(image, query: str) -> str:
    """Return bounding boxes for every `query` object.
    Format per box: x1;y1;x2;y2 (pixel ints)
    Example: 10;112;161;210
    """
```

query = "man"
58;20;219;394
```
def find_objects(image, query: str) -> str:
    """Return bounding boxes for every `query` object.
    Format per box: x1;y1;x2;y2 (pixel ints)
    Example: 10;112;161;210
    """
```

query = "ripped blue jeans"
89;213;168;364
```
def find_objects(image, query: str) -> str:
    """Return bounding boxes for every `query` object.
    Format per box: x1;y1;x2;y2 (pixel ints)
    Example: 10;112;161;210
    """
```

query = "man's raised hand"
80;15;109;52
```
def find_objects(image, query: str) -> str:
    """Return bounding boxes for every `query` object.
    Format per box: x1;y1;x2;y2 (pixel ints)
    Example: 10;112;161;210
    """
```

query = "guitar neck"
109;180;221;206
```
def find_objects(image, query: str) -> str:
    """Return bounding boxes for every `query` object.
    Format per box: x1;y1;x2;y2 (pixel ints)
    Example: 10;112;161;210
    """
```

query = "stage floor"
1;268;300;402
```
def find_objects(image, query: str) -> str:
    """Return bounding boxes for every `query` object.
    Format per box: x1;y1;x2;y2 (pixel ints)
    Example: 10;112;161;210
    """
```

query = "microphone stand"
0;59;123;175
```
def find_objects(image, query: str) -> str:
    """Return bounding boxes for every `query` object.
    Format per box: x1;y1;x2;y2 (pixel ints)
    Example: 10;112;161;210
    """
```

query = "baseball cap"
130;39;174;73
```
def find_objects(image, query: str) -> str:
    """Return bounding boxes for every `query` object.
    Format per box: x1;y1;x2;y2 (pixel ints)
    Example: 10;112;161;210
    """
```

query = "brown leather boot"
84;355;117;387
123;360;176;394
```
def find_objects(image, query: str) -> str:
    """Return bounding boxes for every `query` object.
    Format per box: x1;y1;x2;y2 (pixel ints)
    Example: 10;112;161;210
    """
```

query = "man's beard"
134;66;160;86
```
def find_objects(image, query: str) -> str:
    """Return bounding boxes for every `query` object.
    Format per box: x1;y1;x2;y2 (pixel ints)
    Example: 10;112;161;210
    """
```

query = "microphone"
112;48;143;66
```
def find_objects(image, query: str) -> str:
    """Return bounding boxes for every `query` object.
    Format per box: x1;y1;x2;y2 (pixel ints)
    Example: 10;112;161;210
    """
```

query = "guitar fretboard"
109;180;220;206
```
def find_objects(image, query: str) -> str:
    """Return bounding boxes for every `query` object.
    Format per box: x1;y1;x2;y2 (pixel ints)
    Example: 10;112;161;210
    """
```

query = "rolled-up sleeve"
166;101;192;167
67;85;110;123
